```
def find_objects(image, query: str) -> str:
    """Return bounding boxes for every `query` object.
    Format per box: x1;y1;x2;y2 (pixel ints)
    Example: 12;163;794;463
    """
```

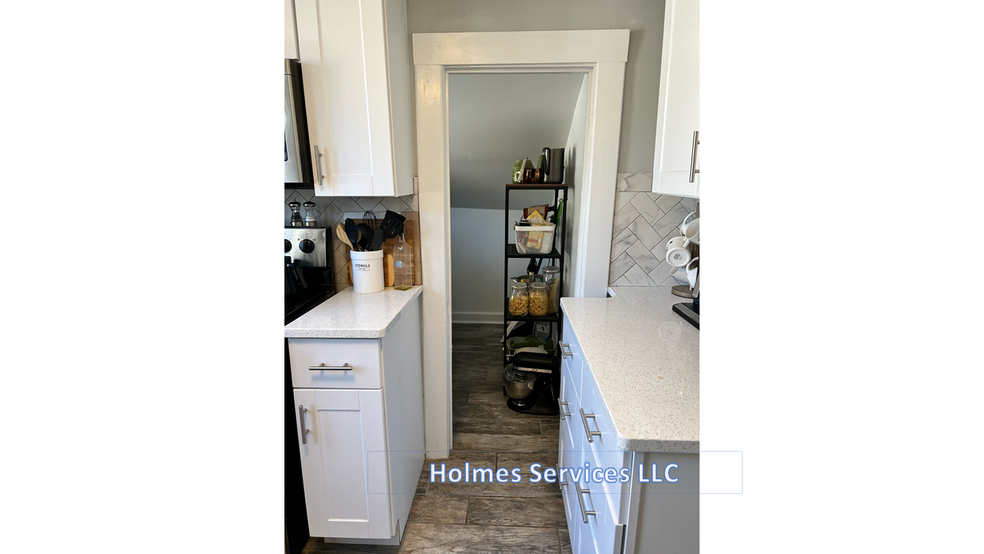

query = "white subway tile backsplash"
628;215;662;250
654;193;682;214
653;202;691;238
612;202;640;237
612;275;632;287
649;260;679;285
627;239;661;274
614;191;638;213
607;174;697;288
285;192;418;293
630;192;664;225
611;227;637;262
616;174;630;192
609;250;635;283
650;232;676;264
623;264;657;286
624;173;654;191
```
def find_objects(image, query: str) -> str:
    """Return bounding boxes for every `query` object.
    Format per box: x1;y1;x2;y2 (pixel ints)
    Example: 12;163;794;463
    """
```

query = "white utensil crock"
350;250;384;293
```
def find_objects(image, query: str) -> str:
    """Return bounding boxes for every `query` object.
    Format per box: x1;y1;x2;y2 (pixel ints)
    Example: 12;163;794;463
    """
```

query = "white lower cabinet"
289;296;424;542
559;313;698;554
294;388;391;538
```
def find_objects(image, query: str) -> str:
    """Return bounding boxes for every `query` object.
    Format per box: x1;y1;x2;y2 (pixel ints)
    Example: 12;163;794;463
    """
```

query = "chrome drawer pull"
313;144;325;185
580;407;602;443
560;401;571;419
298;405;310;445
560;343;573;359
575;482;596;524
308;362;352;371
689;130;700;183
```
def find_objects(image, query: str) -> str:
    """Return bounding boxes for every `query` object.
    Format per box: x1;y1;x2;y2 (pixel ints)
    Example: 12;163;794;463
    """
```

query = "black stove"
284;226;335;324
285;265;335;324
284;227;334;554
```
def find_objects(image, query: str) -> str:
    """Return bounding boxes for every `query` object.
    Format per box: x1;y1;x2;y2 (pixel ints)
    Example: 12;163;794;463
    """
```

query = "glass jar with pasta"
509;282;529;316
528;281;549;316
542;266;560;313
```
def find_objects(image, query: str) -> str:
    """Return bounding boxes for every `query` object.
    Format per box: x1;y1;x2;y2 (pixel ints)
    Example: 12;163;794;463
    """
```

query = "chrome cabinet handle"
689;130;700;183
561;343;573;359
308;362;352;371
298;405;310;445
560;401;571;419
313;144;324;185
580;407;602;443
575;482;597;524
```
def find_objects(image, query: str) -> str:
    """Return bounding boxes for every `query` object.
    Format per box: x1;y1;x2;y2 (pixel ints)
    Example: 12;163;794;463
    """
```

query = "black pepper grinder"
289;201;303;227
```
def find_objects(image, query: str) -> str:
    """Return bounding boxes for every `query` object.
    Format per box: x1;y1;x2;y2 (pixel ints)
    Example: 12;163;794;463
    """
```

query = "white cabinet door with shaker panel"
292;0;414;198
652;0;700;198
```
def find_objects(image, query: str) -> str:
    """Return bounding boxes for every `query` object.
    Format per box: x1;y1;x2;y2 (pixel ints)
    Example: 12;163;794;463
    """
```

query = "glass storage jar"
509;282;529;316
529;281;548;316
542;266;560;313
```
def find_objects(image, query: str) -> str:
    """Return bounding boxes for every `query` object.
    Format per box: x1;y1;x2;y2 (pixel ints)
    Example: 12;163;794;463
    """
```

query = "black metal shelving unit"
503;184;569;365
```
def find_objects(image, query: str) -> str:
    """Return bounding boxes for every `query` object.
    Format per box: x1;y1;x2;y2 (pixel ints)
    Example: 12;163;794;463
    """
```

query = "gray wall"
407;0;666;174
449;72;584;209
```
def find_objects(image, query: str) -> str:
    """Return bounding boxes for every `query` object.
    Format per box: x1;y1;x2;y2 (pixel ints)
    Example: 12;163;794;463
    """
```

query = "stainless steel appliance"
284;227;328;268
285;59;314;188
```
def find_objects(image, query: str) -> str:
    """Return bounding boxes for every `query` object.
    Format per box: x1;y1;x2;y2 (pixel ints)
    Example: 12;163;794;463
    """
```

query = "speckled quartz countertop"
560;286;698;452
284;286;422;339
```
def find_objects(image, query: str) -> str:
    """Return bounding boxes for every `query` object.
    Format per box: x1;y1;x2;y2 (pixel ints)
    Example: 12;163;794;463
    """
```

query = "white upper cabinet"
285;0;298;58
294;0;414;197
652;0;699;198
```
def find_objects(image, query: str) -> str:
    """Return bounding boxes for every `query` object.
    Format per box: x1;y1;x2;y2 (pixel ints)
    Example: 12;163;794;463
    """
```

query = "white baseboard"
451;311;502;324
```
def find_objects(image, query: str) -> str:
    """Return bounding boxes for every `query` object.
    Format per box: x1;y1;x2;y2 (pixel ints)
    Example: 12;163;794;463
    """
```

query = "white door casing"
413;30;629;457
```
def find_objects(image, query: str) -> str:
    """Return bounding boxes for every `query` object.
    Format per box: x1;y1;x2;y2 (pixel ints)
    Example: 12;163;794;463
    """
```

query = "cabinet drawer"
567;443;621;554
560;314;583;402
288;338;382;389
578;365;632;520
559;362;578;456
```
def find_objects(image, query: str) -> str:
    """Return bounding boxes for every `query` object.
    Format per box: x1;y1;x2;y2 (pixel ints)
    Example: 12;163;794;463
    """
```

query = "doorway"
445;68;585;454
414;30;630;458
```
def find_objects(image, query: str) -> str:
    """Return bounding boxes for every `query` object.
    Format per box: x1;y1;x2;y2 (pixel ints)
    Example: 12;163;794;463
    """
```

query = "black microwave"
285;59;313;189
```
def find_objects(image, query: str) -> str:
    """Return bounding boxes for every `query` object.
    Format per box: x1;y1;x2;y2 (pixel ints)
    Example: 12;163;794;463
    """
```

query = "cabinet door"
652;0;699;198
294;388;393;539
285;0;298;58
295;0;406;197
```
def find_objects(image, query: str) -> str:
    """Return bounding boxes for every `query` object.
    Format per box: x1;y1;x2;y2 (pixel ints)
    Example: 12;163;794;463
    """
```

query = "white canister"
350;250;384;293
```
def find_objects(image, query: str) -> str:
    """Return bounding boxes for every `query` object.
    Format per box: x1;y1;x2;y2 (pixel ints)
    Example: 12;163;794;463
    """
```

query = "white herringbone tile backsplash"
286;175;693;290
284;189;418;291
609;173;697;287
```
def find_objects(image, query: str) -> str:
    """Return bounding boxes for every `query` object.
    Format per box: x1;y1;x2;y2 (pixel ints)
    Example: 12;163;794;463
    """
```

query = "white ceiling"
449;73;586;209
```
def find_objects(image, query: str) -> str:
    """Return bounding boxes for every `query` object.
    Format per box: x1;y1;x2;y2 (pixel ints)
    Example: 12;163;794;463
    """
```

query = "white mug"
679;211;697;234
685;257;699;289
666;239;692;267
682;217;699;245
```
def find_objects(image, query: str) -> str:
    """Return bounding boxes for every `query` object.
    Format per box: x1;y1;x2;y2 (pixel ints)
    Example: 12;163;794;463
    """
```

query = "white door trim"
413;30;628;457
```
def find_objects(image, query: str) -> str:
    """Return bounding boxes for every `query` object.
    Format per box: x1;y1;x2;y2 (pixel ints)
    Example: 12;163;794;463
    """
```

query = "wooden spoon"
335;224;353;250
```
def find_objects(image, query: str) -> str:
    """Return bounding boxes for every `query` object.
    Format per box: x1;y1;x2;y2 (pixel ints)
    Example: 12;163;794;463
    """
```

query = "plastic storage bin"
513;223;556;255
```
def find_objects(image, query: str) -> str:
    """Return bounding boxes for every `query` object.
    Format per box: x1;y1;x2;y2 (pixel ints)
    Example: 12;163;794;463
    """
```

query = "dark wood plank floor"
303;324;570;554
